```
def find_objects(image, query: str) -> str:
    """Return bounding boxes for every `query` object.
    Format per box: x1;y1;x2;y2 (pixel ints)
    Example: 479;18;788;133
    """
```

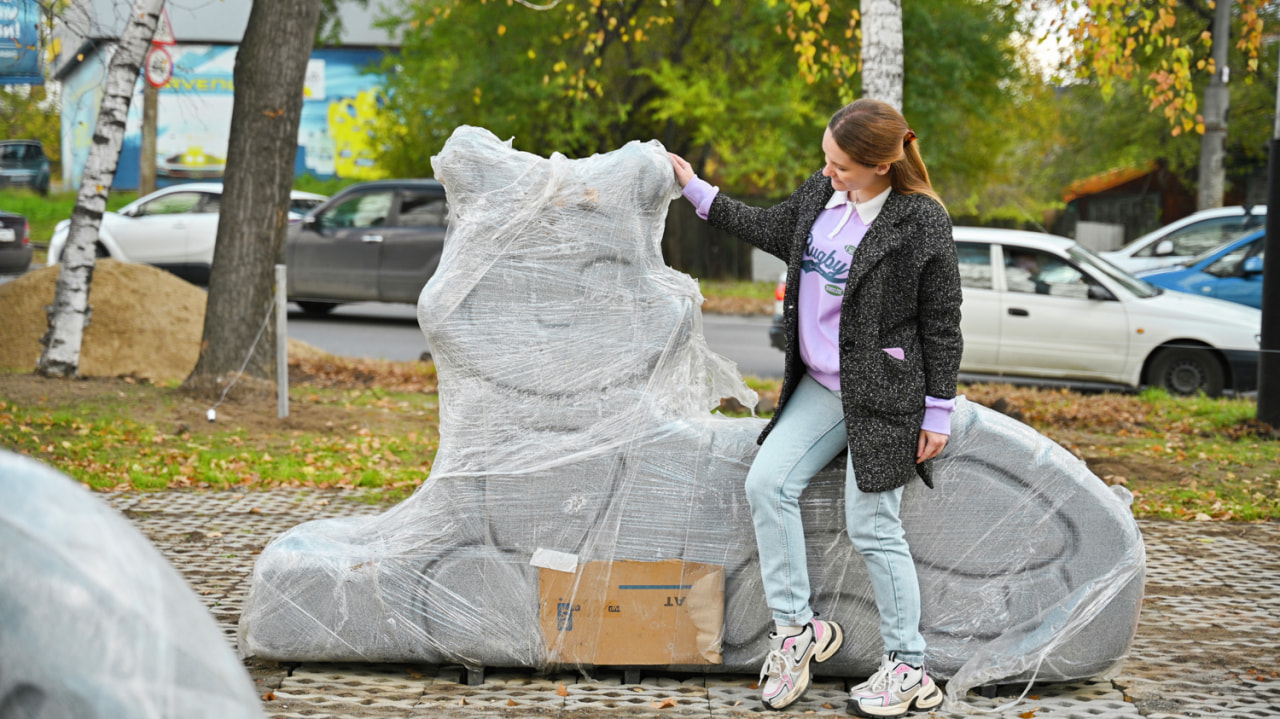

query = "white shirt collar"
825;185;892;225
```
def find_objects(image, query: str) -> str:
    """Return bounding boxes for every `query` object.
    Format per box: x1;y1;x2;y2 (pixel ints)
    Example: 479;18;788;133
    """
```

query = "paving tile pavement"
105;489;1280;719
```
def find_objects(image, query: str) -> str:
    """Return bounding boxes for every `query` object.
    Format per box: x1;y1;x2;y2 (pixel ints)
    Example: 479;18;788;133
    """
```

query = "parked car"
768;271;787;351
769;226;1261;396
1099;205;1265;274
1138;230;1265;309
46;183;328;284
0;140;52;196
285;179;447;314
0;209;33;273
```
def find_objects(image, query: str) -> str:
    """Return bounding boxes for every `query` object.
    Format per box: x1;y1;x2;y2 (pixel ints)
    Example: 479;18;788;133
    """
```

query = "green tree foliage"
899;0;1034;215
0;86;61;160
1059;0;1267;136
374;0;1034;205
375;0;831;192
1041;1;1278;199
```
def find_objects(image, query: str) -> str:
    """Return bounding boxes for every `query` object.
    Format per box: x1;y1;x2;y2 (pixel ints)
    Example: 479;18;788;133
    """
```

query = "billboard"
61;44;389;189
0;0;42;84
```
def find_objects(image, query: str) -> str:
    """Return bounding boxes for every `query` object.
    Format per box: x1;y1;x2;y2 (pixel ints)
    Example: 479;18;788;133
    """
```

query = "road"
287;303;786;380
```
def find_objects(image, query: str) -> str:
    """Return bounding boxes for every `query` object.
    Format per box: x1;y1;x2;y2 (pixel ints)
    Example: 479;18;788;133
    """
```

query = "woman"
668;98;962;718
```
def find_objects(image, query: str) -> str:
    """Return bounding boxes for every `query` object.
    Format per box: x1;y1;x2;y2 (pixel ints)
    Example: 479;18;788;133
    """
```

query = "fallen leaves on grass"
290;354;437;393
699;295;772;316
963;384;1280;521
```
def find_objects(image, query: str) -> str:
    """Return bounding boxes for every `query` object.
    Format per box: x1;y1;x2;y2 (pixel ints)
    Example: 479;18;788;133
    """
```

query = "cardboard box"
538;558;724;665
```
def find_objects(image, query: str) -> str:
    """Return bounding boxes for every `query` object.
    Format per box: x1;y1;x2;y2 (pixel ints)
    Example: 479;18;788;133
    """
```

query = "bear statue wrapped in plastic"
238;126;1144;702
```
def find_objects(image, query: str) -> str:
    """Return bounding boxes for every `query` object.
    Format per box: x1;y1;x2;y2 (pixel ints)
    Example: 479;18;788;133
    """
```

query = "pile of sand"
0;260;319;384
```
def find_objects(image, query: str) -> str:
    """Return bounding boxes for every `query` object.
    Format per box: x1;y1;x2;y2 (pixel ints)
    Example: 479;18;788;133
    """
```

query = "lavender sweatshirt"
683;177;955;435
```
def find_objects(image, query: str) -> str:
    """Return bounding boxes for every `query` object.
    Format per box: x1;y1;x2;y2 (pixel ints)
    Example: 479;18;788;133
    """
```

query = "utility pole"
1258;38;1280;428
140;84;158;196
1197;0;1232;210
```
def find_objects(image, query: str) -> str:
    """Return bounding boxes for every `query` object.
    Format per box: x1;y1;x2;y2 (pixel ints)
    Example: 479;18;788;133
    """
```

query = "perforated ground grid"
102;489;1280;718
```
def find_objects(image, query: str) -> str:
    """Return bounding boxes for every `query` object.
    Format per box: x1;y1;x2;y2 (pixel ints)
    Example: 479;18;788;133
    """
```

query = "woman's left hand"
917;430;948;463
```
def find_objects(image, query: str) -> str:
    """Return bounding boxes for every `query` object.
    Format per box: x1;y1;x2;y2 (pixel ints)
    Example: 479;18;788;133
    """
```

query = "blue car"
1138;230;1265;309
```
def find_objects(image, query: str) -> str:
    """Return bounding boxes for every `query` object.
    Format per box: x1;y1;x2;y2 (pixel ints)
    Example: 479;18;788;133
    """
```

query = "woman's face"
821;128;891;197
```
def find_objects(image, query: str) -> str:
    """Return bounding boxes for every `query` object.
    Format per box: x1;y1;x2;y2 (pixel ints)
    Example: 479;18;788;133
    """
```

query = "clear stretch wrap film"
0;451;266;719
238;126;1144;705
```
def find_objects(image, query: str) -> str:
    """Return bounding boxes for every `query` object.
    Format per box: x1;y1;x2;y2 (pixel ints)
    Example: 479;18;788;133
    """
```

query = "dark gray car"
285;179;447;314
0;141;51;196
0;210;33;274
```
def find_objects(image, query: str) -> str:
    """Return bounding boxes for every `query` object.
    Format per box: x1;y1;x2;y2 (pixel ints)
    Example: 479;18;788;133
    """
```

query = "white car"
953;226;1260;396
1098;205;1266;274
768;226;1261;396
47;183;328;285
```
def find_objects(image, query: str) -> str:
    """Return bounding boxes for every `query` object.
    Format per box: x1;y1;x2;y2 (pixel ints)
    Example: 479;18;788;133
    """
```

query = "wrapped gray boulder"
0;451;265;719
238;126;1143;701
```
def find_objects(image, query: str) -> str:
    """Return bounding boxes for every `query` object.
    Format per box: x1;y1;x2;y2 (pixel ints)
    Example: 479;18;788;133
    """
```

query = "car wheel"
297;301;339;316
1149;347;1225;397
94;243;110;258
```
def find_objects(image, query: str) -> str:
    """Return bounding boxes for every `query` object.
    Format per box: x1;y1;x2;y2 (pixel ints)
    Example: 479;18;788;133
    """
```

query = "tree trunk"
861;0;904;111
36;0;165;378
184;0;321;396
1197;0;1232;210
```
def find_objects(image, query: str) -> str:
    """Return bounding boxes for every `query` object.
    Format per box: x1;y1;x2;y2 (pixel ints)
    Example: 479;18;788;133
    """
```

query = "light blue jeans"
744;373;926;665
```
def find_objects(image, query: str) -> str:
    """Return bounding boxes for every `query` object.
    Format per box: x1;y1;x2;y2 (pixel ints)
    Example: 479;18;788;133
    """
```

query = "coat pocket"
857;348;923;415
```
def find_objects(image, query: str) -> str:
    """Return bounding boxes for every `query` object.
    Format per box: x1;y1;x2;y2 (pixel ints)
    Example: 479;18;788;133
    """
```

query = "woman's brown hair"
828;99;942;207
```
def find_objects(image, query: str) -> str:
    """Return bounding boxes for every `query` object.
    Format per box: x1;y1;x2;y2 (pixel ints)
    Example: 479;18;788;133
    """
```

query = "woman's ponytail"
828;99;942;208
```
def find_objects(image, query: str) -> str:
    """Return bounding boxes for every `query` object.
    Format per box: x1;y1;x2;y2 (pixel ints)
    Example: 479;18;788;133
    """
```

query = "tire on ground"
1149;346;1225;397
296;301;339;315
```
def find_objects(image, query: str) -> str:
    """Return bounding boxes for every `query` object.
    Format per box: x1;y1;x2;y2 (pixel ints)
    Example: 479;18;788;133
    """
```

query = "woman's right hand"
668;153;695;189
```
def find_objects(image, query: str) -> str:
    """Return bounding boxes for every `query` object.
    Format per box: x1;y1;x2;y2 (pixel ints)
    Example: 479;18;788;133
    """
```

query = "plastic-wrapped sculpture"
238;126;1144;701
0;451;265;719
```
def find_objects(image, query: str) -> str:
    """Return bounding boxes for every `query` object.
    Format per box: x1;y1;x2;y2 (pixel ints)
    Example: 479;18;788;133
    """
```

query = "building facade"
52;0;397;190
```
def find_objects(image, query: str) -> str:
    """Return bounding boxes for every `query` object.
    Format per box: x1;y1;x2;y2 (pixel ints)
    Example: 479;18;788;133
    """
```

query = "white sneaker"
758;619;844;710
847;652;943;717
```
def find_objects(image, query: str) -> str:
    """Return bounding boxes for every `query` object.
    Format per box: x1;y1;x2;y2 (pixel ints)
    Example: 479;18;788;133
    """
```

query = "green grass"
1137;387;1259;429
0;388;439;494
698;279;776;301
290;175;367;197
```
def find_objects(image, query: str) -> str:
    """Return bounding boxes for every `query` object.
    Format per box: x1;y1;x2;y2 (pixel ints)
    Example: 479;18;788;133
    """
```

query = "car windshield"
1203;236;1263;278
1185;231;1263;269
0;143;38;161
290;198;324;214
1067;244;1160;298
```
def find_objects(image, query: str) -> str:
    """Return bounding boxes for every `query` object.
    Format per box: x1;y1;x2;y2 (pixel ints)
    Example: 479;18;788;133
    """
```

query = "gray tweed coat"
706;170;963;493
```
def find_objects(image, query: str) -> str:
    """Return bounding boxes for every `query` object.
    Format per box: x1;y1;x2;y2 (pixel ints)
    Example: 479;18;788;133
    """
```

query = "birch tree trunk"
1197;0;1232;210
37;0;165;377
861;0;904;111
184;0;322;396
